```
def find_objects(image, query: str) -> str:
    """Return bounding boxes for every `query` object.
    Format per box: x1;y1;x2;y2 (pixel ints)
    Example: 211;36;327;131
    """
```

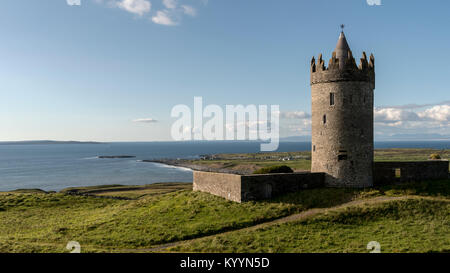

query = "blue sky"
0;0;449;141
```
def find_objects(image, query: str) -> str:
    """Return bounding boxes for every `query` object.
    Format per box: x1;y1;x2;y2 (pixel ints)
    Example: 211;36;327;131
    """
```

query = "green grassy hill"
170;198;449;253
0;179;449;253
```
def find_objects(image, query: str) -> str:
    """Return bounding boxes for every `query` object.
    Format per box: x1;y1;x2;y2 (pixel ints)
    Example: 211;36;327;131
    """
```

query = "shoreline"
142;159;245;175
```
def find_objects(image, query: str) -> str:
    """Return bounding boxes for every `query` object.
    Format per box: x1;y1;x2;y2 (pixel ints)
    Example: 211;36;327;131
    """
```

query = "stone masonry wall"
193;171;325;202
240;172;325;201
373;161;449;186
193;171;242;202
194;160;449;202
311;81;374;188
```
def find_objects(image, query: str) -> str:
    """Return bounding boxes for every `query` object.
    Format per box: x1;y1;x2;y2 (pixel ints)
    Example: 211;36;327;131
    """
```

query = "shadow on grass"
264;179;450;209
376;179;450;198
269;187;362;209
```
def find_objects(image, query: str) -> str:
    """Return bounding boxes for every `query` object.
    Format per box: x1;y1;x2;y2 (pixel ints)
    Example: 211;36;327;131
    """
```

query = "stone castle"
311;31;375;188
193;31;449;202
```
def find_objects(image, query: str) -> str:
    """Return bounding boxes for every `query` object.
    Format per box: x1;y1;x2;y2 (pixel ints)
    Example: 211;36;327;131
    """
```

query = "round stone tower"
310;31;375;188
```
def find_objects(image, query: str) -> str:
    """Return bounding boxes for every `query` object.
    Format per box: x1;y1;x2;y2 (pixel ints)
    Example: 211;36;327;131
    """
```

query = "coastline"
2;147;449;192
145;161;194;172
141;159;243;174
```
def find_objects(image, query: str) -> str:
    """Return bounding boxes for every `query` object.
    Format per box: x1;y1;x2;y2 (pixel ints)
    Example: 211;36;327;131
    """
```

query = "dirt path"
120;195;448;253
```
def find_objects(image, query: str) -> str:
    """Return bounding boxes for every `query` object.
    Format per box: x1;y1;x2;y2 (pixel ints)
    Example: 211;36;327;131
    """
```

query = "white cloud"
162;0;177;9
94;0;205;26
378;100;450;110
67;0;81;6
152;10;177;26
418;105;450;122
152;3;197;26
374;108;420;123
279;102;450;138
375;104;450;125
117;0;151;16
133;118;158;123
280;111;311;120
374;103;450;138
366;0;382;6
182;5;197;17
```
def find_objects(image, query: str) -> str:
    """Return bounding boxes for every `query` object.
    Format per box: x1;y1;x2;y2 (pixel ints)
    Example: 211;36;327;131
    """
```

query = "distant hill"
281;134;450;142
0;140;104;145
375;134;450;141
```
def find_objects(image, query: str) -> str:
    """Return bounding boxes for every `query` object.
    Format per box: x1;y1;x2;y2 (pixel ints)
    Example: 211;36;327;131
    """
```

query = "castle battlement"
310;51;375;87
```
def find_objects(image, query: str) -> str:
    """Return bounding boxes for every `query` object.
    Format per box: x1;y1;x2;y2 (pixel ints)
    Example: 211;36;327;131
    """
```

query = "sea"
0;141;449;192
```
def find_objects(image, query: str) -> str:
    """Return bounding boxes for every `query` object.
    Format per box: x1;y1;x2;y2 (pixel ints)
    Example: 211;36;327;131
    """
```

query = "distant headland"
0;140;104;145
98;155;136;159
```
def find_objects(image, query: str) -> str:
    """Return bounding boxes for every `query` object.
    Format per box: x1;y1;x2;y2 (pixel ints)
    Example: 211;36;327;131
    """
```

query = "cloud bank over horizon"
279;101;450;139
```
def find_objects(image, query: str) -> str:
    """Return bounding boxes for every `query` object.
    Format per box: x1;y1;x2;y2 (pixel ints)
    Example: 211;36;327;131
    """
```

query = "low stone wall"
193;171;325;202
373;160;449;186
193;171;242;202
241;172;324;201
194;161;449;202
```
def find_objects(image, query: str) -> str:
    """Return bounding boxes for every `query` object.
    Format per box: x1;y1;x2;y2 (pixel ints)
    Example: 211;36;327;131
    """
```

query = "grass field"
170;198;449;253
0;178;449;253
0;186;303;252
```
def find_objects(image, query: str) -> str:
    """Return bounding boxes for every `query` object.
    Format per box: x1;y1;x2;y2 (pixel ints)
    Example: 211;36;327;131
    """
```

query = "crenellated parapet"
311;51;375;88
